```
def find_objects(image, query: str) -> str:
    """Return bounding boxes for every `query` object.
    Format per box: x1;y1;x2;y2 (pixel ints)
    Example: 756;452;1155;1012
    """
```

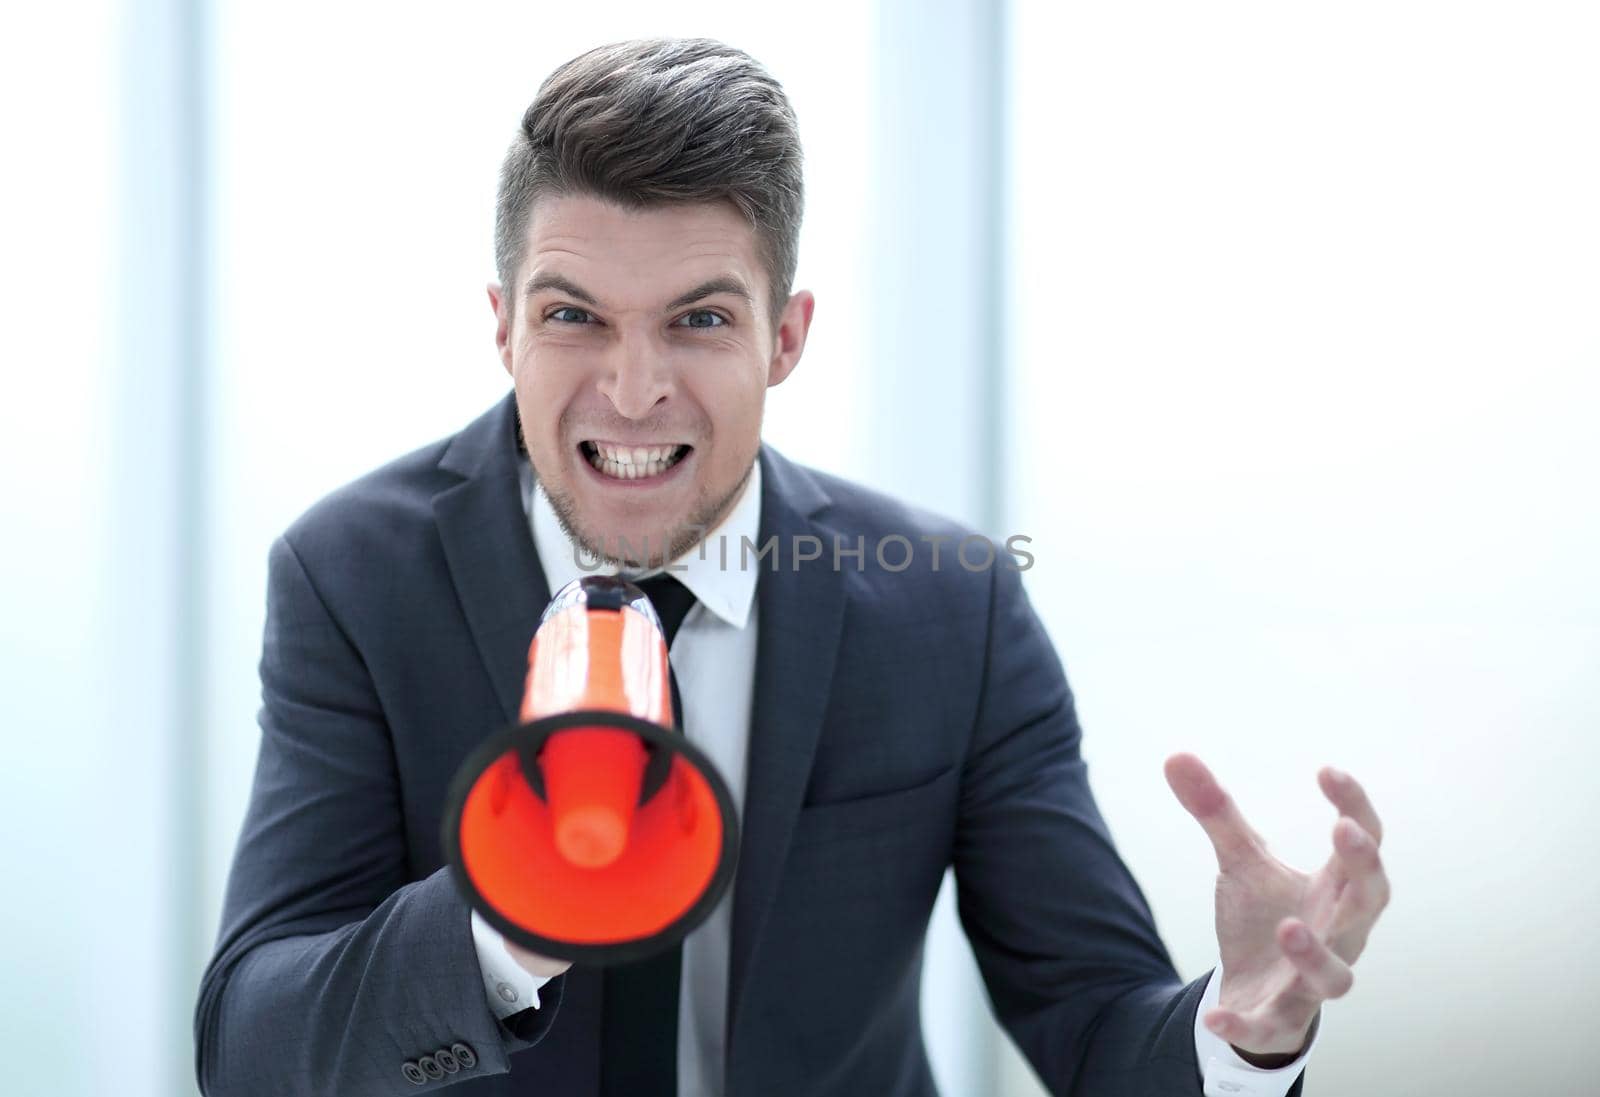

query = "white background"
1;3;1595;1095
1004;4;1600;1094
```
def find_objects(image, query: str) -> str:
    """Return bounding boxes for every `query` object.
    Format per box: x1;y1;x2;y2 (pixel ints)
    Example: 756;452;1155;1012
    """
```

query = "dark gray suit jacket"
194;392;1306;1096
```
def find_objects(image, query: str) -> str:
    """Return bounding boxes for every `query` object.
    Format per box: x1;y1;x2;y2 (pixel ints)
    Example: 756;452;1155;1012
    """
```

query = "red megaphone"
442;576;739;964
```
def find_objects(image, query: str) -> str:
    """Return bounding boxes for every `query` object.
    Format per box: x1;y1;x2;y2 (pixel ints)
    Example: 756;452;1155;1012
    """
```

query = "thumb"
1164;752;1263;866
505;939;573;979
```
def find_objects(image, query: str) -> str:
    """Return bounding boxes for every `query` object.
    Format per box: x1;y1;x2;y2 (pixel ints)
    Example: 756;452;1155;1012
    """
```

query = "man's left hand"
1164;753;1391;1064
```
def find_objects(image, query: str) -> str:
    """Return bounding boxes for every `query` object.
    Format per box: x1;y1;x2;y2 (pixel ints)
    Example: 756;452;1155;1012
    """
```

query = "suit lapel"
432;392;551;726
727;446;847;1038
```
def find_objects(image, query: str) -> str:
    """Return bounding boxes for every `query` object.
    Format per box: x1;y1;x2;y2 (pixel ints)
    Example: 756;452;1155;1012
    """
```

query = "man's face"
489;193;813;569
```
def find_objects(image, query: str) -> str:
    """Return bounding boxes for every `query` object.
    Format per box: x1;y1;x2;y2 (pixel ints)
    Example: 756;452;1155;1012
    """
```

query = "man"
194;37;1389;1097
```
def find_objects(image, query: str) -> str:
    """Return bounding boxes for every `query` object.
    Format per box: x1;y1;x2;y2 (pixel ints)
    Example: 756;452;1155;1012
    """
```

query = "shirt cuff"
470;909;552;1021
1193;963;1319;1097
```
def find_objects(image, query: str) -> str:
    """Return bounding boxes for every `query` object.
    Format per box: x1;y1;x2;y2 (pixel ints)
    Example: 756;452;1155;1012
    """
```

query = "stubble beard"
538;453;757;573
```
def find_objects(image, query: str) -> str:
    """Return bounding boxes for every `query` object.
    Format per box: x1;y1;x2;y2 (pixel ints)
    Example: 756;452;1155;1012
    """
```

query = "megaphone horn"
442;575;739;965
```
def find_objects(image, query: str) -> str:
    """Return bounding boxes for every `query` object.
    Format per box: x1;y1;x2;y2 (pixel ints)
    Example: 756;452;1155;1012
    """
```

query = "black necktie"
600;573;694;1097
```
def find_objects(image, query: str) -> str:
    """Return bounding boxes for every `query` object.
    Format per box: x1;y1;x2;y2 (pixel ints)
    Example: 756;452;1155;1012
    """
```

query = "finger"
1318;766;1384;847
1326;818;1391;958
1278;918;1355;1001
1202;1006;1254;1046
504;939;573;978
1331;817;1388;905
1202;1005;1313;1058
1164;752;1266;866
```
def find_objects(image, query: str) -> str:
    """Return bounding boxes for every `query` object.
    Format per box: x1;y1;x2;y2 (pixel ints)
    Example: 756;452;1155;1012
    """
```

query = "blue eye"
677;310;726;329
548;307;594;325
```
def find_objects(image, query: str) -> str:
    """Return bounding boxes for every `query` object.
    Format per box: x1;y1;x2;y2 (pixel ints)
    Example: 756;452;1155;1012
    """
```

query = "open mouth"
581;440;692;481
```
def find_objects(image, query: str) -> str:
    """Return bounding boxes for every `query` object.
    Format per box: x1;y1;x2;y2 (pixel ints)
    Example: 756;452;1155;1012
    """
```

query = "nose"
597;335;673;420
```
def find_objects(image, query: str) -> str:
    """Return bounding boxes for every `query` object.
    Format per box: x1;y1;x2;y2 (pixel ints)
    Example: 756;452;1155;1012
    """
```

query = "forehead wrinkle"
525;198;766;307
535;221;756;267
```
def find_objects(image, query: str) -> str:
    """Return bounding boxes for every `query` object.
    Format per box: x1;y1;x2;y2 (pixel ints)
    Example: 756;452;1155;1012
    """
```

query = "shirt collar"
520;457;762;631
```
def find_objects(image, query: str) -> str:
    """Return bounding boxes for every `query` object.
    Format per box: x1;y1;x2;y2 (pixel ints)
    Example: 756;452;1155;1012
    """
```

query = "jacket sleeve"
952;562;1304;1097
193;534;564;1096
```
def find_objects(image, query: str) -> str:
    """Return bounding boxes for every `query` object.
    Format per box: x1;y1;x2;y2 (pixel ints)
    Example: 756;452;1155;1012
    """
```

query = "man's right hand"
504;939;573;979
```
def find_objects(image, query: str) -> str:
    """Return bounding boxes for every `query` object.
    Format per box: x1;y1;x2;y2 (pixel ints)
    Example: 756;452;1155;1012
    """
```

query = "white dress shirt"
467;456;1314;1096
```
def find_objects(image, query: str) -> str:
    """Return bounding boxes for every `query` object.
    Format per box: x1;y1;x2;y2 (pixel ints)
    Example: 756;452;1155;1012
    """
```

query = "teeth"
584;442;686;481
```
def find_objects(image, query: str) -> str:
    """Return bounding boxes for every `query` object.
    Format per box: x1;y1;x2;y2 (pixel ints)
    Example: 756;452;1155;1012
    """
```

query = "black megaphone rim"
441;708;741;965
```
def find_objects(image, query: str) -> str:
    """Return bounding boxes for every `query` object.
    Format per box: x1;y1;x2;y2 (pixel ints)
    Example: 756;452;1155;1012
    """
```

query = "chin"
566;478;707;568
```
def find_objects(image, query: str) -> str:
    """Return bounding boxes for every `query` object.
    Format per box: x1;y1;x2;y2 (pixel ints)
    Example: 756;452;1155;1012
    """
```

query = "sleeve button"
450;1041;478;1069
435;1048;460;1074
401;1061;427;1085
418;1054;444;1080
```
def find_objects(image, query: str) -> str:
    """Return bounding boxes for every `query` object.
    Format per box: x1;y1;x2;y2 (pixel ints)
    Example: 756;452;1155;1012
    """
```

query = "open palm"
1165;753;1390;1059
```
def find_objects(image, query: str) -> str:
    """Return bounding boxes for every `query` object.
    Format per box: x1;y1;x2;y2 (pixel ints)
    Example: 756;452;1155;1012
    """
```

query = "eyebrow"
523;272;754;312
666;276;754;311
523;272;597;305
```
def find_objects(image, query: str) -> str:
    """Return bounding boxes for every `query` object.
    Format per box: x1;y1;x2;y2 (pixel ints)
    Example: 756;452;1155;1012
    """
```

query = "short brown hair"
495;38;805;332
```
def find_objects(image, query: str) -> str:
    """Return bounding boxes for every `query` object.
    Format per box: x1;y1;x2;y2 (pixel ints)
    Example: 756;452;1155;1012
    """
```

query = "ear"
488;282;513;376
766;289;814;389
